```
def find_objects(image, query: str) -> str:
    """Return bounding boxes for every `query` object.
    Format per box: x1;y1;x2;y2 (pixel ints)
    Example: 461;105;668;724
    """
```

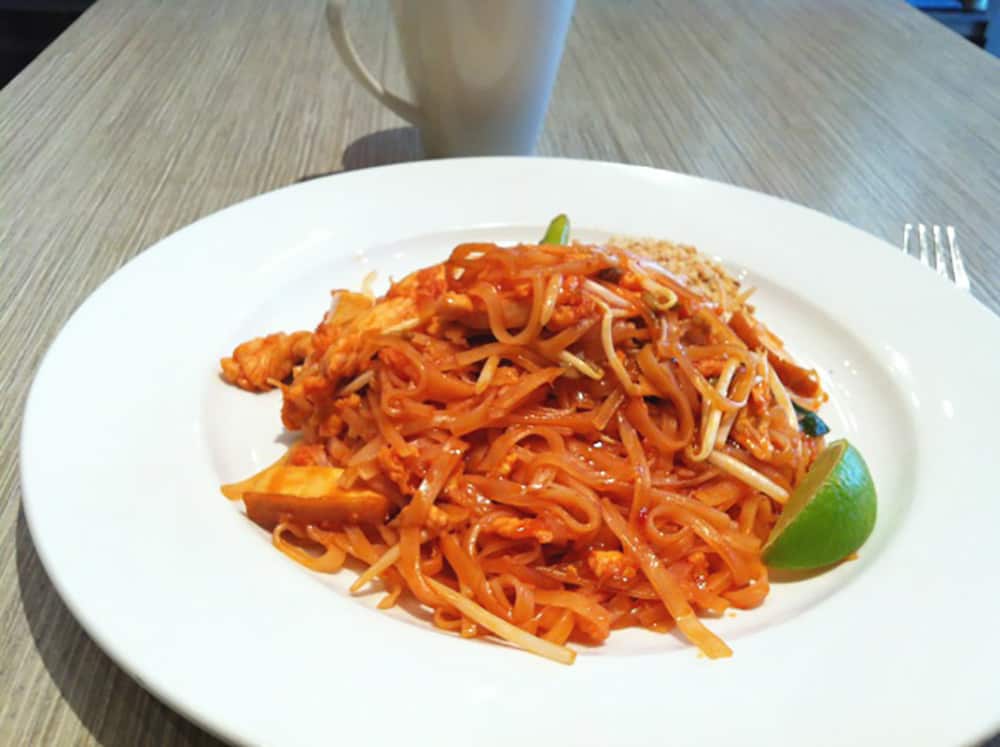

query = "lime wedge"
762;439;877;569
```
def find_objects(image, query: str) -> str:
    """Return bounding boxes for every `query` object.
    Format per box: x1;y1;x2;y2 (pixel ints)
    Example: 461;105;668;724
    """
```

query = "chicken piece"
547;303;594;330
278;293;419;431
729;412;774;462
306;290;373;360
319;294;419;384
378;445;416;495
730;311;821;398
587;550;638;585
546;279;598;330
748;371;771;415
281;372;327;431
387;264;448;307
220;331;313;392
425;505;451;532
438;292;475;316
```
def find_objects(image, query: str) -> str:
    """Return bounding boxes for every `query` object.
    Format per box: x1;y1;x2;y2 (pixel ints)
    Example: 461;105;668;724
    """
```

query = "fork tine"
946;226;970;292
902;223;913;255
931;225;948;278
917;224;930;266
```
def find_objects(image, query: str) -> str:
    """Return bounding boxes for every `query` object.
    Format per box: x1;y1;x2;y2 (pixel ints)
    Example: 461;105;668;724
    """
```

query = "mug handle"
325;1;421;124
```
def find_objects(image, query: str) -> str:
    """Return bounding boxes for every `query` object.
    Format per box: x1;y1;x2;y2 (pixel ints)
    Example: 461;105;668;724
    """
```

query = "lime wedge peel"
762;439;877;570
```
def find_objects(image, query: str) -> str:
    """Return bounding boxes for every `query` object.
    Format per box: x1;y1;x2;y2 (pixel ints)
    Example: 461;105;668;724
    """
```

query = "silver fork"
901;223;970;291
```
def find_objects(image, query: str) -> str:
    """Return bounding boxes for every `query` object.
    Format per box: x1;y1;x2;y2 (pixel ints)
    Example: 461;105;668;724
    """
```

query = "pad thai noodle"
219;216;828;664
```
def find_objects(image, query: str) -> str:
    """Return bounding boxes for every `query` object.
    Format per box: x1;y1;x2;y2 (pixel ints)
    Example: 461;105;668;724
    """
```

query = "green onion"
540;214;570;245
793;402;830;437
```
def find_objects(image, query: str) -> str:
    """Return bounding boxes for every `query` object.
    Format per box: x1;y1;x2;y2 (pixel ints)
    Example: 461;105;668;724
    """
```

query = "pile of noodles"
221;238;825;663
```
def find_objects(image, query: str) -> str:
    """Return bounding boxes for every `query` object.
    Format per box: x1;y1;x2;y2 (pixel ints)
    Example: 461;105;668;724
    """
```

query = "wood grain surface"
1;0;998;744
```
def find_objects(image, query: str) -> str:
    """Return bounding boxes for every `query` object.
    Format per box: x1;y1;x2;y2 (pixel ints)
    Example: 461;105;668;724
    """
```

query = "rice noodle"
350;543;401;592
427;578;576;664
601;500;731;658
220;237;828;664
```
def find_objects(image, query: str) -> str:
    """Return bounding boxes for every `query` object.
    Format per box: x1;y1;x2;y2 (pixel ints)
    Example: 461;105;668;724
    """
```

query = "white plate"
22;158;1000;746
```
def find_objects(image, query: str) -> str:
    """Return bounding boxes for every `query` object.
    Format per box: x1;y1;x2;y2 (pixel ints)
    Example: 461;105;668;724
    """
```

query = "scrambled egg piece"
587;550;638;585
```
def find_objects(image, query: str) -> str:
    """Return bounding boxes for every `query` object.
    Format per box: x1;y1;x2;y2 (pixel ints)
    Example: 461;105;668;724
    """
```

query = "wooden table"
2;1;998;744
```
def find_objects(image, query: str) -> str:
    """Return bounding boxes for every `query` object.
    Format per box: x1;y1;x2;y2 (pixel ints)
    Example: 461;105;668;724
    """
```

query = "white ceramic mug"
327;0;575;157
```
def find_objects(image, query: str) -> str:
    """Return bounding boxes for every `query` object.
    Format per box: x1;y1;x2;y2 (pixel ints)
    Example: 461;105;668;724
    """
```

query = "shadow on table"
297;125;424;183
16;507;223;747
